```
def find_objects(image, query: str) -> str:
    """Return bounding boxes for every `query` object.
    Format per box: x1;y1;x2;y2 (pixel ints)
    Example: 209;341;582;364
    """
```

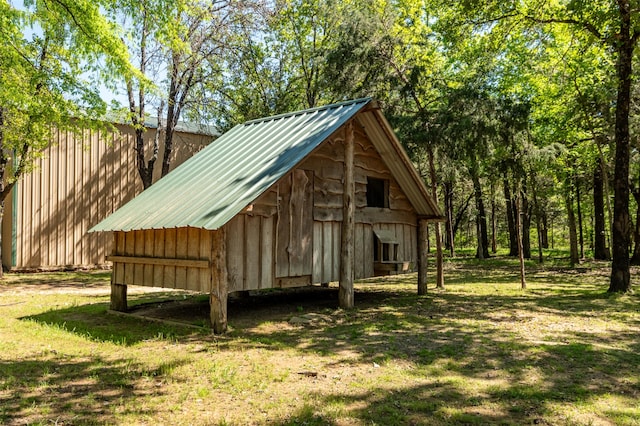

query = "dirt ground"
128;286;345;328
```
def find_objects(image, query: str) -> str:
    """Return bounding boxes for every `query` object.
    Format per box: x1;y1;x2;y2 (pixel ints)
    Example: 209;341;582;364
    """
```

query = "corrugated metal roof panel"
90;98;373;232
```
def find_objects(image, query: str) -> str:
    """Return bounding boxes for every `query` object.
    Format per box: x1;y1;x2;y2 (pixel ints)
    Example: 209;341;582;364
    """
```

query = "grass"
0;255;639;425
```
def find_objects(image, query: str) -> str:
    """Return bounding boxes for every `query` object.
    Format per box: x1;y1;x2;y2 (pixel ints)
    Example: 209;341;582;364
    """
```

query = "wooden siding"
4;125;211;270
111;228;213;292
300;121;417;282
226;196;277;292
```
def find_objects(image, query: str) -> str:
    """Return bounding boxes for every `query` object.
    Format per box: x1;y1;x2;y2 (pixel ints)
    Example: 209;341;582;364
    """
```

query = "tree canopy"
2;0;638;291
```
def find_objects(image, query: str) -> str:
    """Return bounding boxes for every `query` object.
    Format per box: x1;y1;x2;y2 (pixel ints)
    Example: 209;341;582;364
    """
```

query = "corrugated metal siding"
91;98;374;232
5;125;212;269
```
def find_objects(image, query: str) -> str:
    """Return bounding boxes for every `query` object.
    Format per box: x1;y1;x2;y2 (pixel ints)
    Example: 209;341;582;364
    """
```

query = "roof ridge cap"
243;98;372;126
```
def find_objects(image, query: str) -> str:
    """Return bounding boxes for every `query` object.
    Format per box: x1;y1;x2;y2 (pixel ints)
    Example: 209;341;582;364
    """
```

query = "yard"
0;255;639;425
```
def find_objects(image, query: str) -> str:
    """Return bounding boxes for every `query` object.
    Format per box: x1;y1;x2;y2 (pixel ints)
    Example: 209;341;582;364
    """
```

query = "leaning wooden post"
339;121;355;308
210;228;229;333
417;218;429;295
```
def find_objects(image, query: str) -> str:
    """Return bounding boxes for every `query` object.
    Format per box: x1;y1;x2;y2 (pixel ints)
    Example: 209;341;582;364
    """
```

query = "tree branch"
524;15;604;41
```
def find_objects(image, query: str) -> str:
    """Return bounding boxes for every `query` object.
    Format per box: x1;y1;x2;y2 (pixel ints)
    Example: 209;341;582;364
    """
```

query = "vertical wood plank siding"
299;121;417;282
5;125;211;270
111;227;213;291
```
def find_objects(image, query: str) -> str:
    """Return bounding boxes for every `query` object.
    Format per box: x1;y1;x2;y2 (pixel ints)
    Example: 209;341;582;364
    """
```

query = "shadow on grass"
14;264;640;424
0;354;189;425
224;284;640;424
22;293;206;346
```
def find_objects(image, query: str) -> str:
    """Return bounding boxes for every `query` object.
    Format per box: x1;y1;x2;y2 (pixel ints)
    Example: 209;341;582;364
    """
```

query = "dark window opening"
367;177;389;208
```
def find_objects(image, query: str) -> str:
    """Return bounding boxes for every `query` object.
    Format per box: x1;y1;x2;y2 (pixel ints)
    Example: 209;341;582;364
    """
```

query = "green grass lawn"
0;257;638;425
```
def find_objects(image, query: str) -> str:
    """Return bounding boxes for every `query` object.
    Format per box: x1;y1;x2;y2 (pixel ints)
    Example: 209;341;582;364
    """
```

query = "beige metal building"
2;122;215;271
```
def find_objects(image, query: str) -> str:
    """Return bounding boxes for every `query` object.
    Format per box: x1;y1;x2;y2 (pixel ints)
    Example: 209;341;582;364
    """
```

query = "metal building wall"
3;124;212;270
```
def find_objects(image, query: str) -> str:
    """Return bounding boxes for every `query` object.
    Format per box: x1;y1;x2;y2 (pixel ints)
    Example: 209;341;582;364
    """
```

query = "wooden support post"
339;121;355;308
210;228;229;334
418;219;429;295
110;282;128;311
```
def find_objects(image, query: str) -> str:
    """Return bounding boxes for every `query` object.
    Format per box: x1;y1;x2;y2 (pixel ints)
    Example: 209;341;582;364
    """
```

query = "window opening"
366;177;389;208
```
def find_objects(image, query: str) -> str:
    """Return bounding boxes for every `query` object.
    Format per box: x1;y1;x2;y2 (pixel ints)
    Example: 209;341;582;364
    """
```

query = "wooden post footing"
110;283;128;311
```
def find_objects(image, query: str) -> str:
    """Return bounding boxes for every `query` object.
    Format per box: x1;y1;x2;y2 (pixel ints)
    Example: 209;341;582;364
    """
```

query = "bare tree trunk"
576;179;585;260
631;179;640;265
0;109;5;278
418;219;428;295
0;204;3;278
609;2;633;292
471;170;490;259
427;146;444;289
565;181;580;266
504;175;518;256
521;183;531;259
594;159;611;260
444;180;455;257
531;174;544;263
491;193;497;254
541;211;549;249
516;191;526;289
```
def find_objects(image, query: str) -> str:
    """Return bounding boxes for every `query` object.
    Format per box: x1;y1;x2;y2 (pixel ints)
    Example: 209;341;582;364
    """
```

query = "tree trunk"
339;122;355;308
444;180;455;257
565;181;579;266
521;184;531;259
516;192;526;289
631;180;640;265
503;176;518;256
576;179;584;260
418;219;429;295
135;129;155;190
531;174;544;263
162;66;179;178
594;159;611;260
609;2;633;292
471;168;490;259
0;204;3;278
427;146;444;289
0;110;5;278
491;193;497;254
540;211;549;249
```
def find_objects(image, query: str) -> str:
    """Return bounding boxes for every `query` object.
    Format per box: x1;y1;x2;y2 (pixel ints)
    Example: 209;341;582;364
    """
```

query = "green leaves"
0;0;133;198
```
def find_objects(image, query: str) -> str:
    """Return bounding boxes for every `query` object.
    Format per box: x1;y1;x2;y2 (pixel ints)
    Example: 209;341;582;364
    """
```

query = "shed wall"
110;227;213;292
299;121;418;282
3;125;212;270
219;120;419;290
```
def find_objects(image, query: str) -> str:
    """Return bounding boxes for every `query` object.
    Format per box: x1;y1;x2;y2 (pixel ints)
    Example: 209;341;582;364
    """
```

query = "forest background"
1;0;639;292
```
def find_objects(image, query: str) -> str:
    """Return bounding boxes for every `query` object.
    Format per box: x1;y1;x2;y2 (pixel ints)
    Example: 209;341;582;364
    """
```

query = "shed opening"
366;177;389;208
373;229;409;275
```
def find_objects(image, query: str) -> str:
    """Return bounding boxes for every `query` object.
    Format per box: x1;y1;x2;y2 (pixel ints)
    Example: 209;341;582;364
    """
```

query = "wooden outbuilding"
90;99;443;333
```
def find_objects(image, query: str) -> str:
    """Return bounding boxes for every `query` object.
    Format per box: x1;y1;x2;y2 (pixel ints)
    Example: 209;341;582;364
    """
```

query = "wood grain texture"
339;121;355;308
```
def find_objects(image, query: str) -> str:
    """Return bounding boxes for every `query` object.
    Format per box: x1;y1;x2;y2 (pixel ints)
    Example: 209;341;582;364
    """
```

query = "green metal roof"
91;98;374;232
